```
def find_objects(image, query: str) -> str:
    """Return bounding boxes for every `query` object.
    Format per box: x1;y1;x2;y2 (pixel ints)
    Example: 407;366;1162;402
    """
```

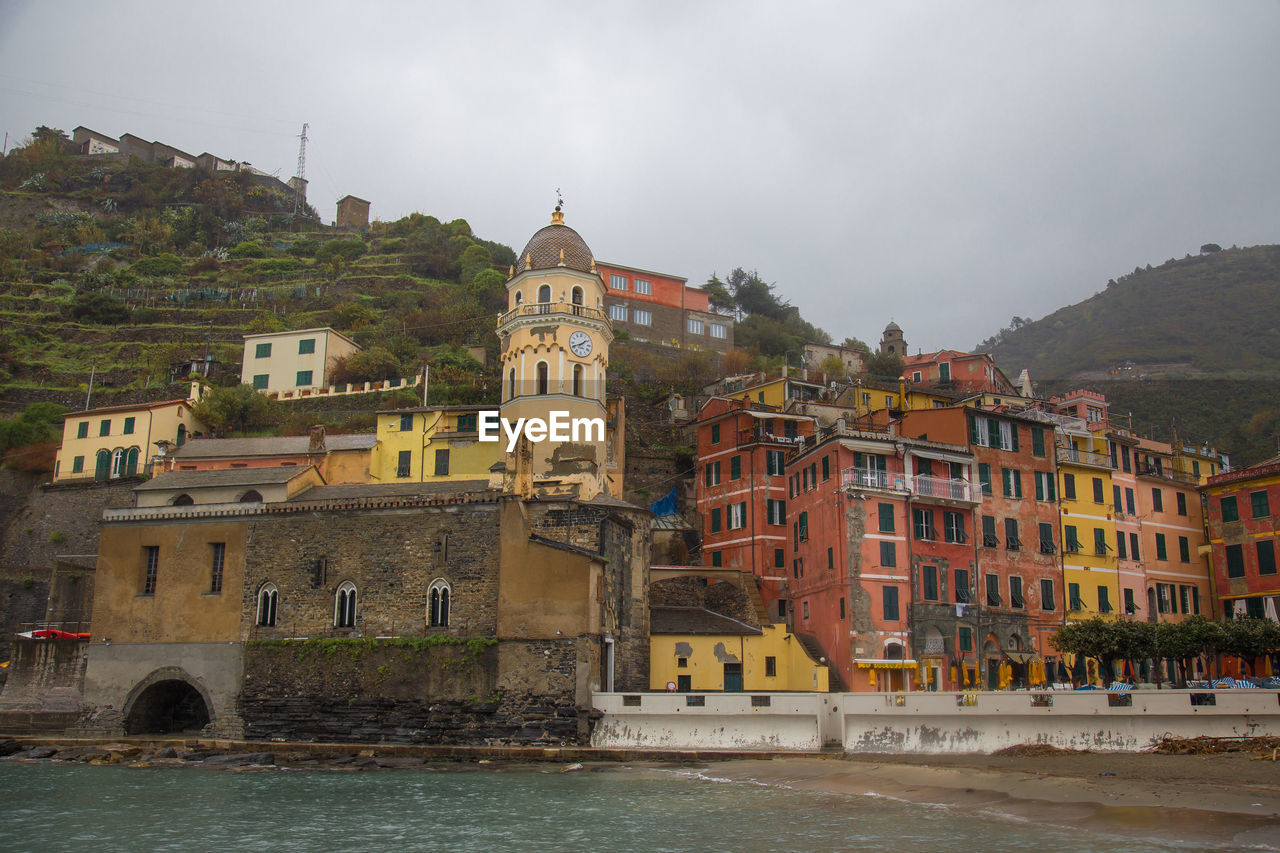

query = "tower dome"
515;210;594;274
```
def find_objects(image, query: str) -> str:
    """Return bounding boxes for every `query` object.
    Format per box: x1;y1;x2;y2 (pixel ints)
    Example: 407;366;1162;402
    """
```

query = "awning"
855;658;919;669
1003;651;1037;664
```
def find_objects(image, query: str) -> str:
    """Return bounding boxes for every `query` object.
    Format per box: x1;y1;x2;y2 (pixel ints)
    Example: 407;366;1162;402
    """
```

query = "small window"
434;448;450;476
608;304;627;322
634;279;651;295
922;565;938;601
255;342;272;358
878;503;894;533
298;338;316;354
400;413;414;431
428;579;451;627
256;583;278;627
1225;544;1246;578
335;581;357;628
71;455;84;474
954;568;970;603
710;424;720;444
1152;488;1164;513
1258;541;1277;575
1221;496;1239;522
709;323;727;339
883;586;899;621
571;286;583;305
610;274;627;290
1155;533;1168;560
730;455;741;481
764;656;777;677
296;370;313;387
880;541;895;567
252;374;268;390
536;361;549;395
633;308;652;325
1252;491;1271;519
123;417;135;435
239;490;263;503
99;420;111;437
1063;473;1076;500
687;318;704;335
397;450;412;478
210;542;225;594
142;545;159;595
711;550;722;567
1041;578;1055;611
538;284;551;303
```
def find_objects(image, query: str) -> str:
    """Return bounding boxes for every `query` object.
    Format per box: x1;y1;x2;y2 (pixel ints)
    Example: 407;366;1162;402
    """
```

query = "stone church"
67;211;651;744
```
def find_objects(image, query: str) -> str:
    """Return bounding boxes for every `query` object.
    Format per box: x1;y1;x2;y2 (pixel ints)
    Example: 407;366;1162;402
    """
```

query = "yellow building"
1056;424;1120;618
371;405;502;483
53;384;208;483
240;327;361;396
648;606;830;692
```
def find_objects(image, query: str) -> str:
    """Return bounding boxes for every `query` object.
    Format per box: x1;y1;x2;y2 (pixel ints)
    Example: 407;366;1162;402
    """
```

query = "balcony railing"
1056;446;1114;469
911;474;977;503
841;467;908;491
498;303;608;326
1136;464;1200;486
738;428;806;447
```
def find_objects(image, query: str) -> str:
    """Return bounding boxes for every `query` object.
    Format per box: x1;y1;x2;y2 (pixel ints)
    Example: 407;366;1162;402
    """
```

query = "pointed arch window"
257;583;278;627
536;361;549;396
335;582;357;628
428;579;451;628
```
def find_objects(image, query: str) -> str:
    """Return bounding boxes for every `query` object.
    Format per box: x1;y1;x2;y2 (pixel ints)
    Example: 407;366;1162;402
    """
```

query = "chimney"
308;424;326;454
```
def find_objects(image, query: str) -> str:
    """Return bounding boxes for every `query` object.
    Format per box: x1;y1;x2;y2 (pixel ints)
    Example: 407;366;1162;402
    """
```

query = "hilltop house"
239;327;361;396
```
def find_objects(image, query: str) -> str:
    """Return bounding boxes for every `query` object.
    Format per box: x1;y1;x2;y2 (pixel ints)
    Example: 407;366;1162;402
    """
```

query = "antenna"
293;122;308;215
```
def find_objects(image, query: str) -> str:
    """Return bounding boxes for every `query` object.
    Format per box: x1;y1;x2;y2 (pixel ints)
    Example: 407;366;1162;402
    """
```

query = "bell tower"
497;207;613;499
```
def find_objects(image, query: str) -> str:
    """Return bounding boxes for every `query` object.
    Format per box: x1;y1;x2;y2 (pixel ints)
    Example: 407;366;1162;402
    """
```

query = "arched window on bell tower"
573;363;583;397
538;284;551;303
536;361;549;395
571;286;583;305
514;290;523;306
509;368;517;400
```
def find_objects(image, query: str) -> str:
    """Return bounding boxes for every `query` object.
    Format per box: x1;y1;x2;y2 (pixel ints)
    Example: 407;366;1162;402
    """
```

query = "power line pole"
293;122;308;215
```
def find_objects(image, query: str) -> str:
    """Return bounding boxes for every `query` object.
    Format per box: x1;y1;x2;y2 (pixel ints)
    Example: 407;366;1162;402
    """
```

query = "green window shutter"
978;463;991;494
710;508;721;533
878;502;894;533
253;374;268;390
853;452;863;470
710;424;720;444
1014;470;1023;498
730;455;741;480
123;417;135;435
1156;534;1167;560
1002;468;1012;496
1035;473;1044;501
1031;427;1045;456
970;416;980;445
987;419;1000;448
1047;475;1056;502
1010;425;1020;452
822;456;830;481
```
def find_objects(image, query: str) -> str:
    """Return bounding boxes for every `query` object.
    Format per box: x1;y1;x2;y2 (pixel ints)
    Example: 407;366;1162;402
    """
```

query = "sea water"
0;761;1273;852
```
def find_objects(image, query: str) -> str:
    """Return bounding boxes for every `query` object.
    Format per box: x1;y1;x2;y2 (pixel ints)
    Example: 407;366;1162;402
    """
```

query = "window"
730;455;741;480
939;363;951;382
710;424;720;444
1010;576;1025;608
1221;496;1239;522
610;274;627;290
923;565;938;600
705;460;721;486
1125;488;1136;516
880;541;896;568
1258;541;1277;575
634;279;651;295
687;317;703;335
633;309;652;325
796;511;809;541
1034;471;1056;501
1001;466;1022;498
1129;532;1140;560
99;419;110;437
252;374;268;390
766;449;784;475
710;323;727;339
711;551;722;567
883;586;899;621
608;304;627;321
1125;588;1137;615
1068;582;1084;611
120;416;135;436
142;546;159;595
913;508;937;540
986;573;1001;606
396;450;412;478
1031;427;1046;457
299;338;315;354
335;582;357;628
537;284;551;303
1252;491;1271;519
1178;585;1191;614
434;448;450;476
766;499;786;525
959;627;973;652
710;508;722;533
802;601;809;620
1092;477;1104;503
977;463;992;495
255;342;272;358
1094;528;1108;556
728;502;747;530
1038;522;1055;554
981;515;998;547
1178;536;1190;563
822;456;830;481
1098;586;1112;613
764;656;777;677
110;448;125;478
1155;533;1167;561
954;568;970;603
1152;488;1164;512
399;413;414;431
256;583;278;627
792;558;802;577
296;370;313;387
878;503;895;533
945;511;967;544
1063;473;1076;500
1004;518;1021;550
1170;491;1185;516
74;421;88;439
536;361;549;395
827;547;834;570
428;579;450;627
71;455;84;474
1116;532;1127;560
1064;525;1081;553
774;548;784;569
1041;578;1055;611
1225;544;1245;577
210;543;225;594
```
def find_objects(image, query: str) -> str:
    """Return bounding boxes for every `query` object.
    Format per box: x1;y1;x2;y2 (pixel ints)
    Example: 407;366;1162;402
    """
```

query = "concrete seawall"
592;690;1280;753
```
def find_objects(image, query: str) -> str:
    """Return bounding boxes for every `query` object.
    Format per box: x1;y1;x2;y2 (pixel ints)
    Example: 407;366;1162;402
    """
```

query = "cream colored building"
53;384;208;483
239;327;361;396
132;466;324;508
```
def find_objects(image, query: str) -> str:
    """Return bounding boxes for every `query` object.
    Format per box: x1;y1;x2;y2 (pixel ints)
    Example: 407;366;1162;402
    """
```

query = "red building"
902;349;1018;395
595;261;733;352
1202;455;1280;622
693;397;814;619
785;424;978;692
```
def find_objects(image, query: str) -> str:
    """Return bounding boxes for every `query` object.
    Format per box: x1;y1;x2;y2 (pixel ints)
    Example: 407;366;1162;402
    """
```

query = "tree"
1223;618;1280;676
330;347;403;385
67;292;129;325
1155;620;1203;687
863;349;904;379
819;355;847;379
1051;618;1121;685
702;273;734;313
192;384;280;436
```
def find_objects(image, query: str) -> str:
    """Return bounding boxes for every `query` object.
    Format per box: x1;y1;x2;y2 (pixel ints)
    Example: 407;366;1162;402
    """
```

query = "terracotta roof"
286;481;491;502
649;606;761;636
135;466;317;491
171;434;375;459
64;398;191;418
515;214;594;274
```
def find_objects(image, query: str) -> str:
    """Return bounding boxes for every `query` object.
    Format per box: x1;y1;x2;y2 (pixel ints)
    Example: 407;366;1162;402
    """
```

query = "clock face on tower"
569;331;592;358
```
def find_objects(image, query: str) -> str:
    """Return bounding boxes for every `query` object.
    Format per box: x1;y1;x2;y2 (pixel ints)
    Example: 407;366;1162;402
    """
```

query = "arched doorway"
124;679;211;735
983;636;1001;690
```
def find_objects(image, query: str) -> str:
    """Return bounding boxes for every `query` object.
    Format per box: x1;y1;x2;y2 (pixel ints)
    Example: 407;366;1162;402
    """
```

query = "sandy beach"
695;751;1280;849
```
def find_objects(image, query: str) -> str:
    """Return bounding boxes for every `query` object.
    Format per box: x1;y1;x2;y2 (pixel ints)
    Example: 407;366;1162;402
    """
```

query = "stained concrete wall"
0;638;89;733
592;692;832;751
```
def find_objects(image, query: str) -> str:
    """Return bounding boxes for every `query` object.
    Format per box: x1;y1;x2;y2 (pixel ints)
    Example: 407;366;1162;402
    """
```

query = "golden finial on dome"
590;258;596;273
525;253;532;268
508;264;514;279
558;248;565;265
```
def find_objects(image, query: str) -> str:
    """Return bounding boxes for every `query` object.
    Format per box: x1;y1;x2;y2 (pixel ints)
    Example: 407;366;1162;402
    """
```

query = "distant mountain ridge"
979;244;1280;382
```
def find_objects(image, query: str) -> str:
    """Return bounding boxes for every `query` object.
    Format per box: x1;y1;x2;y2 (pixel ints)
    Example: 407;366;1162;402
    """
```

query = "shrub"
67;291;129;324
248;257;303;276
130;253;184;277
229;241;267;259
315;238;367;263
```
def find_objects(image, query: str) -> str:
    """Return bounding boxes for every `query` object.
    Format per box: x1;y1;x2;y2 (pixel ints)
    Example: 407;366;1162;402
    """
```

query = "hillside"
979;244;1280;381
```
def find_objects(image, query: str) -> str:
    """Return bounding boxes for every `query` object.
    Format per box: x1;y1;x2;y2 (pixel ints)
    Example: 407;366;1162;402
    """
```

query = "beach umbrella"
1057;660;1070;683
950;664;958;687
1123;660;1134;682
1266;657;1274;678
999;661;1011;690
867;667;876;689
1072;654;1087;683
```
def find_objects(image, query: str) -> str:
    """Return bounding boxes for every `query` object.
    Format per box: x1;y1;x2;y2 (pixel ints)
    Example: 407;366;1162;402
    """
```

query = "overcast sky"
3;2;1278;352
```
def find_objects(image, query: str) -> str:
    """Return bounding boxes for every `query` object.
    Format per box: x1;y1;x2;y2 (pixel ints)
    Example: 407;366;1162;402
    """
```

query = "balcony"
1056;446;1114;470
841;467;908;492
910;474;977;503
738;428;806;448
1136;464;1200;486
498;303;608;326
